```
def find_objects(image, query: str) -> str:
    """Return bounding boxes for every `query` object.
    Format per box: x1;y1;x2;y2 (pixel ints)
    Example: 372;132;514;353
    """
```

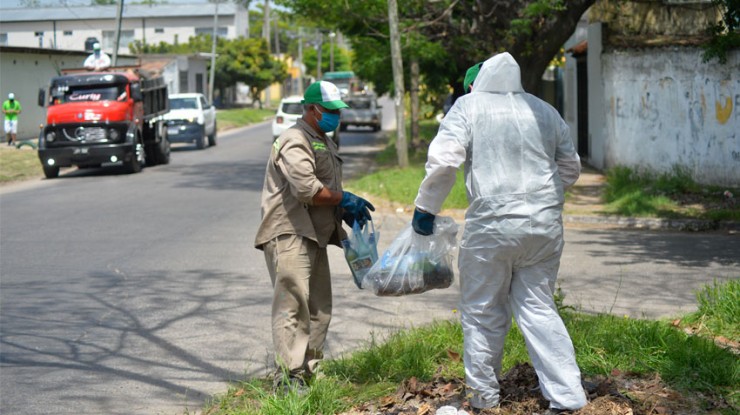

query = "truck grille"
62;126;107;142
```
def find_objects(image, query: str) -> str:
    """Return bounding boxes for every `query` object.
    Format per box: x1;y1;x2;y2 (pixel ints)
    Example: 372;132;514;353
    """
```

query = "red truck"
37;67;170;178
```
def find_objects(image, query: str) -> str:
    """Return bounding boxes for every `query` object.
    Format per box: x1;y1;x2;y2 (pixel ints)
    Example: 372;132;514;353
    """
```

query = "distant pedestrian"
411;53;587;414
84;43;111;71
3;93;22;146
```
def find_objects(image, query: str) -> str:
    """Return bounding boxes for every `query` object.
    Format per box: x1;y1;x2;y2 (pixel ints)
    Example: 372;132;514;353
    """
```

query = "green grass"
603;166;740;221
0;146;42;183
202;280;740;415
216;108;275;130
346;119;469;210
681;279;739;341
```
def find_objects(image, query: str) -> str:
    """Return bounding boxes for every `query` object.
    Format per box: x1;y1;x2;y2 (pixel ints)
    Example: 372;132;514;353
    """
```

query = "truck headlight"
46;131;56;142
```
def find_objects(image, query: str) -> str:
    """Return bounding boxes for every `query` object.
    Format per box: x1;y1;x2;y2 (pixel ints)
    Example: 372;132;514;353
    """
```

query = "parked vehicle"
272;95;338;145
37;67;170;178
162;93;217;149
340;95;382;132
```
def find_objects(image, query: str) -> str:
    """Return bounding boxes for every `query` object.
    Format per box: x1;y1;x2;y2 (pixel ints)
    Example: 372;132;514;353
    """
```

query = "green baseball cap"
302;81;349;110
463;62;483;93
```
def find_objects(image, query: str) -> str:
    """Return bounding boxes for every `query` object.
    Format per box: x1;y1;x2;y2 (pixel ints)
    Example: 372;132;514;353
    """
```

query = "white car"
163;93;217;149
272;95;337;144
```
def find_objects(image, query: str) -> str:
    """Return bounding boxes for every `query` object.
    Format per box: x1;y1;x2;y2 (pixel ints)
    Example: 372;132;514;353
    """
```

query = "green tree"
703;0;740;63
302;42;352;78
216;37;288;108
277;0;594;96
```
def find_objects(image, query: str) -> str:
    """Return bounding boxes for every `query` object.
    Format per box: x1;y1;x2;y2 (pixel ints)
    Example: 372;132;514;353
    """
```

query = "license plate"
167;127;179;135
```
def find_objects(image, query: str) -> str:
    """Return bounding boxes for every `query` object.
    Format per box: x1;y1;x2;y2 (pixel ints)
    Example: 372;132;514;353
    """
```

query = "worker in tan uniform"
254;81;374;394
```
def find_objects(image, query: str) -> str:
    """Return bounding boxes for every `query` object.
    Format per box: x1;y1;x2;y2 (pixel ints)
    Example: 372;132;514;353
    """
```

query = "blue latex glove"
341;210;355;228
340;191;375;228
412;207;435;236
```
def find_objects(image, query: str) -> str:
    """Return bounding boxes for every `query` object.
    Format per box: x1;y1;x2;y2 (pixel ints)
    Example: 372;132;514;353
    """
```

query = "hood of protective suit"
472;53;524;94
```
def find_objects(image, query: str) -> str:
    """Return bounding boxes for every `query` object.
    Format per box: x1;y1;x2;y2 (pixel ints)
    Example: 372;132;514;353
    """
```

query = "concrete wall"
600;47;740;187
0;47;137;141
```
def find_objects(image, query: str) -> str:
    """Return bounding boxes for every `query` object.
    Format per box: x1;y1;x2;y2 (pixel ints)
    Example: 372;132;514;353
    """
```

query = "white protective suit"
414;53;587;411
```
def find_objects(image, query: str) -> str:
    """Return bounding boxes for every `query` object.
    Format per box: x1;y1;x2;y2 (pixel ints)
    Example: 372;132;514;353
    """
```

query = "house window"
0;33;7;46
34;31;44;36
179;70;188;93
63;31;73;36
102;30;134;51
195;27;227;37
196;73;204;94
155;28;164;34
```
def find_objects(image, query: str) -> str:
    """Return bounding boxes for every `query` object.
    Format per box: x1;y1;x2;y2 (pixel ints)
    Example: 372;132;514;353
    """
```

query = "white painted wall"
1;15;237;55
601;48;740;186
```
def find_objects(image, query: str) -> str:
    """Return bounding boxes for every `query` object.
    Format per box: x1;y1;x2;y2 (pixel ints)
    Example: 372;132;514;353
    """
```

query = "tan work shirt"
254;118;347;250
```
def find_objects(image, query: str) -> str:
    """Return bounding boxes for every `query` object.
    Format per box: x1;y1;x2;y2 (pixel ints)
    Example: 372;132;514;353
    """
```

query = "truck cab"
37;68;170;178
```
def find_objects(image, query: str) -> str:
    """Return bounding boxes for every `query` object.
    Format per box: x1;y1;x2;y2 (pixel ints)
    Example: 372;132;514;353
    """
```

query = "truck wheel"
125;136;145;174
43;165;60;179
154;134;171;165
208;123;217;147
196;126;207;149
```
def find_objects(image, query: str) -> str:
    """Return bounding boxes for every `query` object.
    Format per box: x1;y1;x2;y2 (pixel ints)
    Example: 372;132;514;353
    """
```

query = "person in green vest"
3;93;22;146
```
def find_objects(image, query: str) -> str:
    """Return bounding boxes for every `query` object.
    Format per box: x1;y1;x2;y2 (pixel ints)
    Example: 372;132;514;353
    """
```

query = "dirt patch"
338;363;732;415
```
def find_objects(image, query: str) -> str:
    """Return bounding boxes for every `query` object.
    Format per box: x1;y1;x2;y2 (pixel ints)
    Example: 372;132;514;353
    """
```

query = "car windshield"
170;98;199;110
50;84;126;105
282;102;303;115
347;100;372;110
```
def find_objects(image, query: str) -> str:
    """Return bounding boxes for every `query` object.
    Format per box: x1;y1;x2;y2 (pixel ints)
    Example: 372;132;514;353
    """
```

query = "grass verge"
201;280;739;415
0;146;42;184
603;166;739;221
216;107;275;131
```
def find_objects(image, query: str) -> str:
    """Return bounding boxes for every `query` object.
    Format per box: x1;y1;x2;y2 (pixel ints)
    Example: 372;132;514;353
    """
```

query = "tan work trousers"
264;234;332;376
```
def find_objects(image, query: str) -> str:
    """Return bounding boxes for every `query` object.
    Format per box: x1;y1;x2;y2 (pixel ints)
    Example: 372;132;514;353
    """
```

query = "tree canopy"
276;0;595;96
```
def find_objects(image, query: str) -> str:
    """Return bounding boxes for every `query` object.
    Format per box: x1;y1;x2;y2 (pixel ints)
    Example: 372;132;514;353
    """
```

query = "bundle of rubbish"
363;216;459;296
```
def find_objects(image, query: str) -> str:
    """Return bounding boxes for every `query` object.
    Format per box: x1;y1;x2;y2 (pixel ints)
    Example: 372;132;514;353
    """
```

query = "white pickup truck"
162;93;217;149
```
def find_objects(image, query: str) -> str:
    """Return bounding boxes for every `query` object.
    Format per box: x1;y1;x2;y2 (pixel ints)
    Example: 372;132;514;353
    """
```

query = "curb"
564;214;740;232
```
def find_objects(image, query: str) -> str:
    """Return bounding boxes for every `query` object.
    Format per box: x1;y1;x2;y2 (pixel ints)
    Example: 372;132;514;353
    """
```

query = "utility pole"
209;0;219;103
297;27;304;95
316;31;323;80
329;31;335;72
388;0;407;167
112;0;124;66
263;0;271;107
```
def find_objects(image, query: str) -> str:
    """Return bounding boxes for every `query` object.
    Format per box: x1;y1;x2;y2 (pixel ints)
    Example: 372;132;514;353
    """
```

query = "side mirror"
131;83;142;101
38;88;46;107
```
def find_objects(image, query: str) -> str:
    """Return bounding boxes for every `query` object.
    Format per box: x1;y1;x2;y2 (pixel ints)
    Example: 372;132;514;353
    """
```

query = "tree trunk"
388;0;408;168
410;57;420;150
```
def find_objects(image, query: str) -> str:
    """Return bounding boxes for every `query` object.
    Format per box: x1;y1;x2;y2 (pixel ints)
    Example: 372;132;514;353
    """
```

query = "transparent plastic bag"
362;216;459;296
341;220;379;289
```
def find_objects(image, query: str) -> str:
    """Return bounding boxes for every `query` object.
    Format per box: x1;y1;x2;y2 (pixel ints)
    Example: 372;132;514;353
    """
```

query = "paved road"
1;122;738;415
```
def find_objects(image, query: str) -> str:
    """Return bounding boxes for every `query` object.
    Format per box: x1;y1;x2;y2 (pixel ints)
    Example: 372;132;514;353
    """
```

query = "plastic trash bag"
363;216;459;296
341;220;379;289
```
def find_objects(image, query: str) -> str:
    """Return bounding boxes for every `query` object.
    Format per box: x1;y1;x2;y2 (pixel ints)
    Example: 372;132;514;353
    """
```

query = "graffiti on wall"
604;53;740;186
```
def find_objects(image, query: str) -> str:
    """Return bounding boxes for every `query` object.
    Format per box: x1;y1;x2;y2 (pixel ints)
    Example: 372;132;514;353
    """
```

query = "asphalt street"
0;120;738;415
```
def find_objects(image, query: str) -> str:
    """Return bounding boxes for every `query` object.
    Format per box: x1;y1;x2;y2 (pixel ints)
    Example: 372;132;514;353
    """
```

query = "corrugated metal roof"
0;3;238;22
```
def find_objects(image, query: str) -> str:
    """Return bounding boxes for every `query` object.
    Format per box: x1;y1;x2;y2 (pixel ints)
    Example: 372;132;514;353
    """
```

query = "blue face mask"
316;109;340;133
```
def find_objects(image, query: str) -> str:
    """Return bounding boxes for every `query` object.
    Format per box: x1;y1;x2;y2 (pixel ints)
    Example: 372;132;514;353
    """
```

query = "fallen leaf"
381;396;396;408
447;349;461;361
671;319;681;327
417;403;433;415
